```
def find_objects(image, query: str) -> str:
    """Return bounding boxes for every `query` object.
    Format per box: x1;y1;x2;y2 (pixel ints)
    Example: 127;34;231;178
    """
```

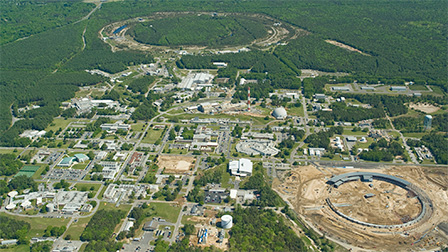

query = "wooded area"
129;15;267;47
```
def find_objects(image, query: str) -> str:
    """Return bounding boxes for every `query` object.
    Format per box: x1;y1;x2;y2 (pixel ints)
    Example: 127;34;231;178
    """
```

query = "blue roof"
60;157;76;165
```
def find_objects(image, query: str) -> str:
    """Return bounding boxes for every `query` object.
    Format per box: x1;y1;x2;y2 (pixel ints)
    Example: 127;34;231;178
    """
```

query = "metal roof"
328;172;410;186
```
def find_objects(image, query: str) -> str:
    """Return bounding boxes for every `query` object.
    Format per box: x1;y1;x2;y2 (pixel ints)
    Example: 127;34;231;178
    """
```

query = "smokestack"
247;87;251;111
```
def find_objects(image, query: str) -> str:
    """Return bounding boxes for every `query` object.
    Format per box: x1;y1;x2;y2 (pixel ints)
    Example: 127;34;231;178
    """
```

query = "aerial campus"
0;0;447;252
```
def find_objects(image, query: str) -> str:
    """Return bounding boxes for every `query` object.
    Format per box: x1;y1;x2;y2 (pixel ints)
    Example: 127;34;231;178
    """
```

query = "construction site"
157;155;196;174
274;165;448;251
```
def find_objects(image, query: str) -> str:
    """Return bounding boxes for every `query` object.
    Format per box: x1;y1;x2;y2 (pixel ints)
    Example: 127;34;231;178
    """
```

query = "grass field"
429;85;446;95
286;106;304;117
71;162;88;170
97;185;108;199
408;85;428;91
0;148;23;154
64;216;93;240
0;213;70;239
45;118;75;132
0;244;30;252
74;182;102;194
141;129;164;144
403;132;427;138
342;128;368;136
150;202;181;223
32;165;48;180
131;122;148;132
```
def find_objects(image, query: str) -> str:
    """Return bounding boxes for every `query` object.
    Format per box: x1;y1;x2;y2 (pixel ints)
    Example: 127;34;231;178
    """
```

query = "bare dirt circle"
329;180;422;225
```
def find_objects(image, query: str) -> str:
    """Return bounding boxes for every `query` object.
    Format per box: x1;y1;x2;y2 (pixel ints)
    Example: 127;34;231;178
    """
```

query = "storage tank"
46;203;55;213
221;215;233;229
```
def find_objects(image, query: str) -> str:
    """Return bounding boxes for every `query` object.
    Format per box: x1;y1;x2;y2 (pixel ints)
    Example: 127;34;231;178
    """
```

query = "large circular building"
272;107;287;119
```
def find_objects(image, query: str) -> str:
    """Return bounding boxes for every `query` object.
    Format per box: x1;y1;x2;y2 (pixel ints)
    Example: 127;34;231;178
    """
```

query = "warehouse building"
228;159;253;177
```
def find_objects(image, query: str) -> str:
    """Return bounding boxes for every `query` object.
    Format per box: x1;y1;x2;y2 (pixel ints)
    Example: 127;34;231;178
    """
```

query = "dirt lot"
325;40;370;56
275;165;448;251
157;155;195;174
189;224;229;251
409;102;440;113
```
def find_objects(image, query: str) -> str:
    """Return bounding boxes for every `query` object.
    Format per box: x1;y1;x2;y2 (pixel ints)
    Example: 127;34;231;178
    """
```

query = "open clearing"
158;155;196;174
409;102;440;114
275;165;448;251
325;40;370;56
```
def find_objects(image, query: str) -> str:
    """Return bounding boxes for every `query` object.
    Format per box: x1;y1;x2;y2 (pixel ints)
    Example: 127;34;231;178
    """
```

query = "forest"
228;206;308;251
0;215;30;244
0;154;23;176
129;14;268;47
1;0;446;151
359;138;405;162
316;102;385;124
80;209;126;241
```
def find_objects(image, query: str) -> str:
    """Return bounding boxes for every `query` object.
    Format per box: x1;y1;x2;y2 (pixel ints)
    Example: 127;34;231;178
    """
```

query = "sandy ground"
275;165;448;251
325;40;370;56
409;103;440;114
157;155;195;174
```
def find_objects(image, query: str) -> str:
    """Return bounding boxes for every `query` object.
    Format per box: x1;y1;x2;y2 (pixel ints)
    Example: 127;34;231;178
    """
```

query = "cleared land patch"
158;155;195;174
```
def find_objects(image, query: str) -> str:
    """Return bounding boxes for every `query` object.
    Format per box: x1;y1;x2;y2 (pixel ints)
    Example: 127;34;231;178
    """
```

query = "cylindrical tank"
46;203;55;213
221;215;233;229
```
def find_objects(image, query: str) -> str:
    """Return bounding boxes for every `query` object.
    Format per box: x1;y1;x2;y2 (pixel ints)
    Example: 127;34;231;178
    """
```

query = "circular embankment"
326;172;433;229
101;12;304;52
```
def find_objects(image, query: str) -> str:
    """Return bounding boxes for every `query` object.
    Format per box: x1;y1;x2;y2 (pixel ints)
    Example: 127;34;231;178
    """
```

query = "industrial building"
314;94;326;100
272;107;287;120
390;86;407;91
331;86;350;91
100;121;131;132
236;140;280;156
72;97;119;114
361;86;375;91
228;159;253;177
178;73;214;90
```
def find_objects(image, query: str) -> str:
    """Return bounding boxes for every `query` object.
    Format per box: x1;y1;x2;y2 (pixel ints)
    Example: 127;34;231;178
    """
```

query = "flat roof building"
229;159;253;177
58;157;76;167
332;86;350;91
390;86;407;91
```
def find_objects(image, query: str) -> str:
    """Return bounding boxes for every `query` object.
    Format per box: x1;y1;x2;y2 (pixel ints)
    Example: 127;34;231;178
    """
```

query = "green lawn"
74;182;102;194
97;185;108;199
45;118;74;132
31;166;46;180
0;148;23;154
403;132;427;138
71;162;88;170
150;202;181;223
141;129;164;144
131;122;147;132
163;144;188;155
408;85;428;91
342;128;368;136
0;213;70;239
64;216;93;240
428;85;446;95
0;244;30;252
98;202;132;213
286;106;304;117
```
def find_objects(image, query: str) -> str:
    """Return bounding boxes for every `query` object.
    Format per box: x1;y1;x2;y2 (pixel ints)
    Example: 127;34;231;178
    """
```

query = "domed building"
272;107;287;119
